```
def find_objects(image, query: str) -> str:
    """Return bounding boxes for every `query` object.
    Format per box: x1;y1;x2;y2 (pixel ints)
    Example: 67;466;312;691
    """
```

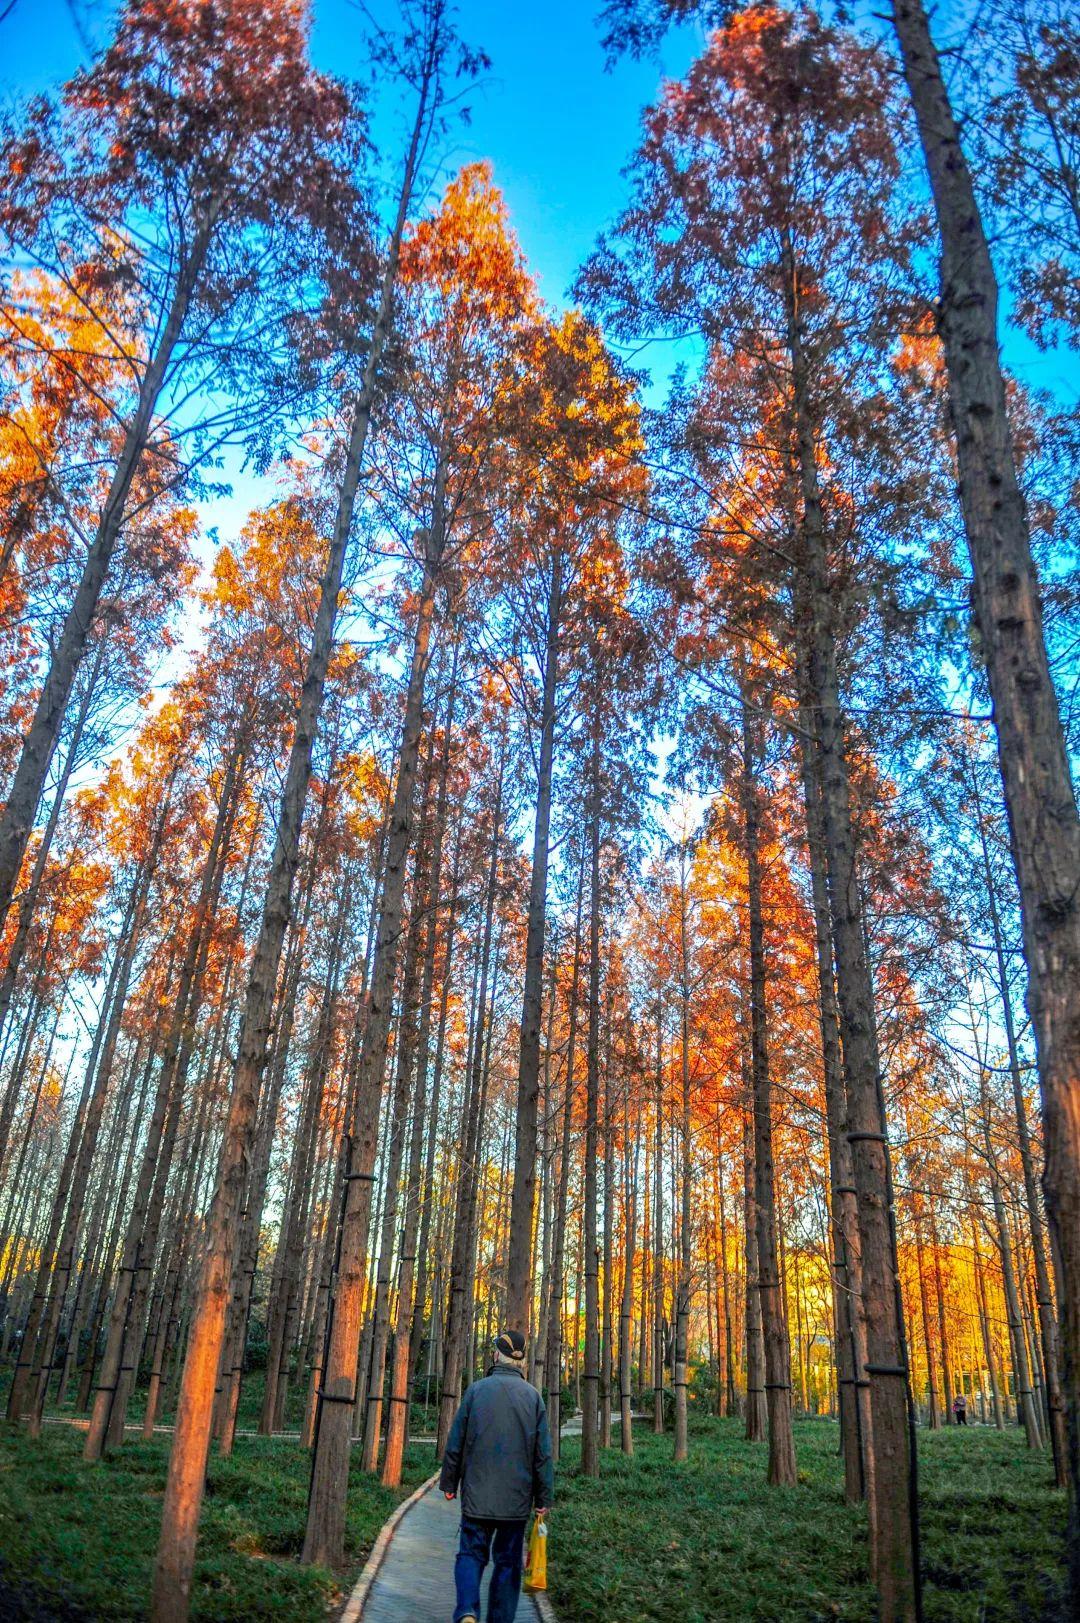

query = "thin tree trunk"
0;639;106;1054
741;698;796;1486
653;1039;665;1435
969;755;1068;1481
303;525;441;1564
718;1148;736;1418
581;728;601;1479
620;1119;637;1456
84;744;240;1463
151;71;430;1610
0;222;213;929
545;845;585;1462
600;1042;614;1448
970;1195;1004;1429
506;551;564;1332
361;827;429;1473
796;688;872;1504
787;235;916;1611
981;1080;1042;1448
913;1203;939;1429
672;846;693;1464
743;1110;767;1442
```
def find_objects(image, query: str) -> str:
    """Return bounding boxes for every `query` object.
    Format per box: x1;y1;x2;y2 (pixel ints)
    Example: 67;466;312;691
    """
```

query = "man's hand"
444;1491;456;1501
535;1508;548;1517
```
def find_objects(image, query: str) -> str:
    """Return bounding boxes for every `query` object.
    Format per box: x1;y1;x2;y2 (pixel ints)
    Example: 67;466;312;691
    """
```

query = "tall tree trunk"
970;1197;1004;1430
545;847;585;1461
786;237;916;1613
218;849;318;1454
980;1076;1043;1448
743;1110;767;1442
929;1202;954;1426
360;817;429;1473
673;850;693;1464
913;1201;939;1430
506;551;564;1332
653;1037;666;1435
436;756;506;1461
385;667;460;1485
0;222;213;929
84;742;240;1463
405;645;460;1379
408;809;463;1388
581;728;601;1479
741;698;796;1487
600;1043;614;1448
718;1148;736;1418
21;773;175;1433
303;531;441;1565
260;913;343;1436
620;1119;637;1456
892;1;1080;1586
151;74;431;1612
797;688;872;1505
969;755;1068;1481
0;639;106;1054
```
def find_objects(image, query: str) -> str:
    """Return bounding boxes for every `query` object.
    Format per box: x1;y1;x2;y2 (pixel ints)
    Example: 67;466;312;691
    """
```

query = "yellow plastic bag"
523;1514;548;1592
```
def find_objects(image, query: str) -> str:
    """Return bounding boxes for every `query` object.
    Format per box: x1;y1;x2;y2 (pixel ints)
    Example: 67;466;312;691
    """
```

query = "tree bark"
980;1076;1043;1448
84;743;239;1462
0;222;213;929
796;687;872;1504
787;239;916;1611
892;0;1080;1587
151;75;428;1611
743;1109;767;1442
506;551;564;1332
673;847;693;1464
302;530;441;1565
741;699;796;1486
581;726;602;1479
436;749;506;1458
620;1120;637;1456
545;847;585;1461
969;754;1068;1480
0;638;107;1054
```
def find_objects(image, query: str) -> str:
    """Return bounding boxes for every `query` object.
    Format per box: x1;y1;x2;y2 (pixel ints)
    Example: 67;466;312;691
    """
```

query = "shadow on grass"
0;1421;430;1620
544;1416;1067;1623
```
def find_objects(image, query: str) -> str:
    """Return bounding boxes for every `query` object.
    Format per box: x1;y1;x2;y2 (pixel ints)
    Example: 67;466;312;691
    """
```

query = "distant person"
440;1329;554;1623
953;1391;968;1425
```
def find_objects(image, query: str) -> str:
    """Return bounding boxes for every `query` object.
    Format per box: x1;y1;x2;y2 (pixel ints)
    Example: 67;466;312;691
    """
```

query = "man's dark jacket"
439;1363;554;1521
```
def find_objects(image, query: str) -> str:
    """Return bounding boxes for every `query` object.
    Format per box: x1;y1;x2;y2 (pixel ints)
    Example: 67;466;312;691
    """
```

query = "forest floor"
547;1416;1068;1622
0;1422;432;1620
0;1407;1067;1621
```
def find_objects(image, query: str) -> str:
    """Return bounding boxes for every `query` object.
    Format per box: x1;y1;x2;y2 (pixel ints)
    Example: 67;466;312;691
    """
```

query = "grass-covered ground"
0;1422;432;1620
0;1408;1068;1620
547;1417;1068;1622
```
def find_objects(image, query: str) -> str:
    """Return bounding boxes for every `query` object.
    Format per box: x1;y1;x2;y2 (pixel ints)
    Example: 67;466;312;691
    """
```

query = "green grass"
1;1411;1068;1620
0;1422;432;1620
546;1417;1068;1622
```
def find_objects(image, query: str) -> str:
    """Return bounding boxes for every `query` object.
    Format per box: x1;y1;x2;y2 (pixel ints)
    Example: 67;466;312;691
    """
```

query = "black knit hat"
495;1329;526;1361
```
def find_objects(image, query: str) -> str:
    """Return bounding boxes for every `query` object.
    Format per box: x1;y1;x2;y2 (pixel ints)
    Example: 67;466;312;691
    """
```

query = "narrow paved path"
355;1481;543;1622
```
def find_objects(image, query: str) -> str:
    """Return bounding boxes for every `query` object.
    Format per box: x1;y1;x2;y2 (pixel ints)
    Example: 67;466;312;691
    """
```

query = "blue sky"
1;0;1073;546
0;0;703;554
0;0;699;313
4;2;1072;391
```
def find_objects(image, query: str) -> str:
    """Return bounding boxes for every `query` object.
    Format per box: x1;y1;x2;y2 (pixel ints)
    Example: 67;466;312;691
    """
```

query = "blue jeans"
454;1515;527;1623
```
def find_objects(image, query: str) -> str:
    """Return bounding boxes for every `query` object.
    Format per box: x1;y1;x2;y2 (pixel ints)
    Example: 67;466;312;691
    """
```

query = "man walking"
440;1330;554;1623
